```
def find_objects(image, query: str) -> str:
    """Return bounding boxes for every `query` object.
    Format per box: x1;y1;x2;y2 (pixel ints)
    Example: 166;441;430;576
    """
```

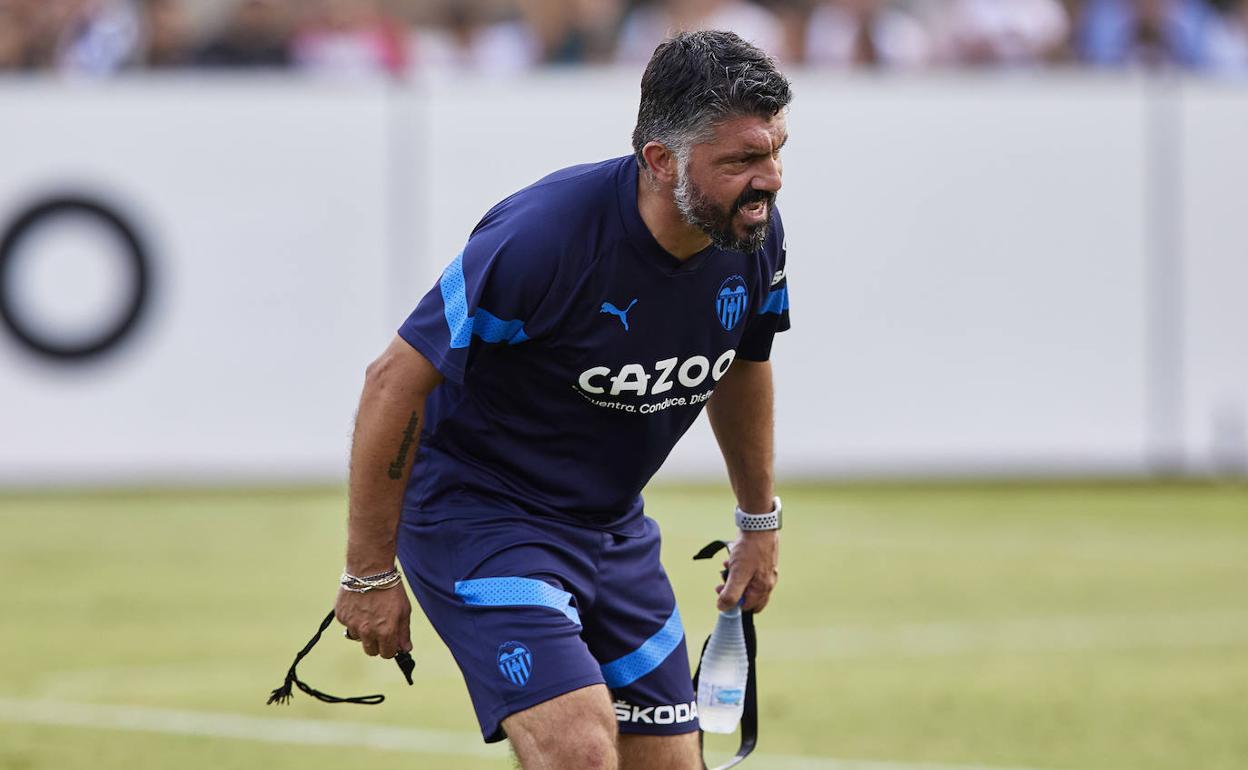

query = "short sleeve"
736;221;791;363
398;212;559;383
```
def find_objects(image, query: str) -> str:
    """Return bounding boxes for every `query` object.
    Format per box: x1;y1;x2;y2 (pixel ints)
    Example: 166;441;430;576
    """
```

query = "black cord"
267;609;414;706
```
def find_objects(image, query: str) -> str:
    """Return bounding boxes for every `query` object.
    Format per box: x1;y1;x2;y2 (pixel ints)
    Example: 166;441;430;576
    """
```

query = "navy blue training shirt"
398;155;790;534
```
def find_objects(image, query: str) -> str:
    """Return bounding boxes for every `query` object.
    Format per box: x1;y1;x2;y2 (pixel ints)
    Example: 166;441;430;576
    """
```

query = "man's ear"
641;141;678;185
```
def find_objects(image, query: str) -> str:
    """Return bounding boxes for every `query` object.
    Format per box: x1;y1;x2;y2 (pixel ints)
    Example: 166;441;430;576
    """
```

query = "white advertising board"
665;75;1156;478
0;74;1240;485
1178;82;1248;476
0;80;395;484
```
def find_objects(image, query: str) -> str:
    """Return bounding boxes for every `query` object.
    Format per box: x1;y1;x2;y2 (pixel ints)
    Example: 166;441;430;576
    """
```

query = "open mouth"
738;199;768;225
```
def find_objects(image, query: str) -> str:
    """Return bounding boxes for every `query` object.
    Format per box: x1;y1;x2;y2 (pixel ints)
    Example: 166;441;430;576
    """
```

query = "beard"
673;161;775;253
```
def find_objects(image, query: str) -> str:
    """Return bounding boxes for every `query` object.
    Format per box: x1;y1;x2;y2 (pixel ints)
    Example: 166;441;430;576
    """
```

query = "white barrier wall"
1179;82;1248;475
0;74;1244;486
711;76;1155;478
0;81;395;484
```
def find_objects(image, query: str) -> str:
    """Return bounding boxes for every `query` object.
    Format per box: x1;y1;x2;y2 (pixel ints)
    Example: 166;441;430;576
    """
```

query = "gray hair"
631;30;792;174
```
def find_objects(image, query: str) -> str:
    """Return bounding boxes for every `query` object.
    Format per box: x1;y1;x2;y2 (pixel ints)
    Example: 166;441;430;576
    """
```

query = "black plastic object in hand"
396;649;415;685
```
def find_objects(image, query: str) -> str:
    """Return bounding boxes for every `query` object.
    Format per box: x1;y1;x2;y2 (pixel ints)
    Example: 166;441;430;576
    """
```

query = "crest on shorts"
497;641;533;687
716;275;748;331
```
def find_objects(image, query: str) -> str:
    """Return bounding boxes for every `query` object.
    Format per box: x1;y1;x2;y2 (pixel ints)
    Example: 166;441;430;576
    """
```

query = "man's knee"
503;684;619;769
618;731;702;770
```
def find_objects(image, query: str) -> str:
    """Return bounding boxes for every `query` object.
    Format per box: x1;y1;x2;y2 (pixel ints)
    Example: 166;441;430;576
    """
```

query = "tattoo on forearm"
387;412;420;480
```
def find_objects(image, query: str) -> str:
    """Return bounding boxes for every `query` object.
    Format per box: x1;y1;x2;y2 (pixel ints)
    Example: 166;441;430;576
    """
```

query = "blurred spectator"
292;0;408;77
8;0;1248;76
136;0;195;68
804;0;934;69
193;0;293;68
411;0;542;73
0;0;30;70
765;0;812;64
1077;0;1218;68
1208;0;1248;71
66;0;141;74
616;0;788;63
934;0;1071;67
517;0;626;63
13;0;58;69
16;0;142;75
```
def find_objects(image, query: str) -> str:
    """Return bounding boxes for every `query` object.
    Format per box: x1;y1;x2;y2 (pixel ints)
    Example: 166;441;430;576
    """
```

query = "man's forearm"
345;339;441;575
346;405;421;574
707;359;776;514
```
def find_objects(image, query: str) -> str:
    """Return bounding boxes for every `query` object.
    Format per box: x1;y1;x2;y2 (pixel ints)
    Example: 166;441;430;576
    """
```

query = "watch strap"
734;496;782;531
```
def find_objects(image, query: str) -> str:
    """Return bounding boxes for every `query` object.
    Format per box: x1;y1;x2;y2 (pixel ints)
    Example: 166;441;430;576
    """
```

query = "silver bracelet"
340;567;402;593
350;568;399;583
734;496;782;531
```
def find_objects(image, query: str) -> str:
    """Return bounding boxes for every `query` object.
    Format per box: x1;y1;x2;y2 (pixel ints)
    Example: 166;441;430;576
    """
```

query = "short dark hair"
632;30;792;171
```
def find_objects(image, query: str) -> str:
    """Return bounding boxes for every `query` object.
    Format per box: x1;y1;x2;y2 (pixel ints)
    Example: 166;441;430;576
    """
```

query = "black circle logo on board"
0;195;152;362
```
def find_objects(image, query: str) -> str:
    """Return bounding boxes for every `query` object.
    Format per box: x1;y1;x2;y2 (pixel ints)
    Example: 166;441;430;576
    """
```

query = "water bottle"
696;606;748;733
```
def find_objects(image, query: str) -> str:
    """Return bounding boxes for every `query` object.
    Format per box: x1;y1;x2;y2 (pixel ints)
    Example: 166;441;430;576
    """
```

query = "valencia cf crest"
497;641;533;687
715;275;749;331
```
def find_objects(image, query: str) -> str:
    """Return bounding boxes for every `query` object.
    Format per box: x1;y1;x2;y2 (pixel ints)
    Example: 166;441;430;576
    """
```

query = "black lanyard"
692;540;760;769
266;609;414;706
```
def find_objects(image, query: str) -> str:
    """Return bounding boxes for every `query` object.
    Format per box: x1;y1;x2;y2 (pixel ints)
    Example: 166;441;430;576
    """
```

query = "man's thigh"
503;684;618;770
618;732;703;770
504;691;703;770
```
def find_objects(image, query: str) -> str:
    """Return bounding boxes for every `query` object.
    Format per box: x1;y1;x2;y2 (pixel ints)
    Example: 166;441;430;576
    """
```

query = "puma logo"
600;299;638;331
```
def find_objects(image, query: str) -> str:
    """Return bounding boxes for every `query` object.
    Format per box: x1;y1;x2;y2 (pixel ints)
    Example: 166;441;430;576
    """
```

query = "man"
335;30;792;770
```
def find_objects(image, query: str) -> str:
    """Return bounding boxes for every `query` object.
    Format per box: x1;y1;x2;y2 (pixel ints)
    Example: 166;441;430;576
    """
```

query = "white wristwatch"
735;496;782;531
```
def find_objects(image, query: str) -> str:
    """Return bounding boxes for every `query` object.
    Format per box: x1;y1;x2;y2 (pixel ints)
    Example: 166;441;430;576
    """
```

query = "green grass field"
2;482;1246;770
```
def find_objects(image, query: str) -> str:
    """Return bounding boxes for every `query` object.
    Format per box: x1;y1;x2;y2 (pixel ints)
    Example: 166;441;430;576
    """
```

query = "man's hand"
716;530;780;612
335;586;413;659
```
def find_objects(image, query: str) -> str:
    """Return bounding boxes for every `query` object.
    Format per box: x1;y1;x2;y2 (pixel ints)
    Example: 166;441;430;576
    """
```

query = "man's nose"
754;157;782;193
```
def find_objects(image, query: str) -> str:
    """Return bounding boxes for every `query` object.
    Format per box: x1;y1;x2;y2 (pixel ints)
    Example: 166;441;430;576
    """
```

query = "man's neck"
636;173;711;261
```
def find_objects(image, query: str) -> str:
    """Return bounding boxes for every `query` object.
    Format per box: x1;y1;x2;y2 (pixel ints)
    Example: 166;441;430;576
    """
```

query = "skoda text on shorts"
333;30;792;770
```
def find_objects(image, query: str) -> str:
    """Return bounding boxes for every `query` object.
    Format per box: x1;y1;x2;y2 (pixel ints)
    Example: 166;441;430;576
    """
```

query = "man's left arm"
706;359;780;613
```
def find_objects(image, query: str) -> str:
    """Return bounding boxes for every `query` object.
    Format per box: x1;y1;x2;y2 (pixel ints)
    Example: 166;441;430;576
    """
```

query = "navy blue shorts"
397;512;698;742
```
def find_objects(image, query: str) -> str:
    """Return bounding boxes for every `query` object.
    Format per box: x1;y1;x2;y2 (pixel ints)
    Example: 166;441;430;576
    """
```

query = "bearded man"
335;30;792;770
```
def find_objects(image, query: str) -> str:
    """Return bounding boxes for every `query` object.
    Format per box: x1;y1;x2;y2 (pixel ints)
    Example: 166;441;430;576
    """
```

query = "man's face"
674;113;787;253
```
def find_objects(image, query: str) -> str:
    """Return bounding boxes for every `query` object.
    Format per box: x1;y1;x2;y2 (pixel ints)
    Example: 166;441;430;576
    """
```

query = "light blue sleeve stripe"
454;577;581;626
759;286;789;315
439;251;529;349
440;252;473;348
599;608;684;689
473;309;529;344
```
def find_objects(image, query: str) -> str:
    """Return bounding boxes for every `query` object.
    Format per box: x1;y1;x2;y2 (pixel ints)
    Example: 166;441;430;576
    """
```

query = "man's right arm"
335;335;443;659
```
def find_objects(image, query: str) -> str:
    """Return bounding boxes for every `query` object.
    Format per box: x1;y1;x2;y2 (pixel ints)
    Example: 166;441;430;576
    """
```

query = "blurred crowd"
1;0;1247;76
